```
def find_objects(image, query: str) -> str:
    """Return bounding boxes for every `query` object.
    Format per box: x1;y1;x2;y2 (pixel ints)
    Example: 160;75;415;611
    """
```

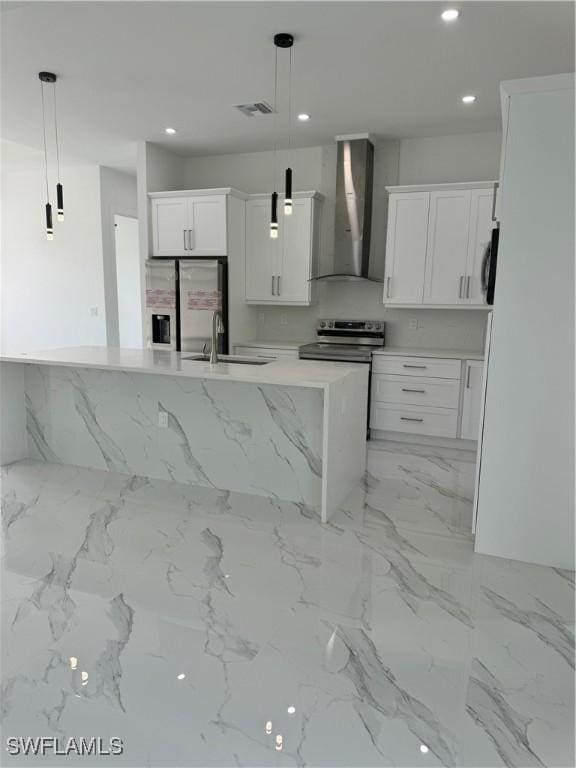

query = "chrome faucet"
210;310;225;364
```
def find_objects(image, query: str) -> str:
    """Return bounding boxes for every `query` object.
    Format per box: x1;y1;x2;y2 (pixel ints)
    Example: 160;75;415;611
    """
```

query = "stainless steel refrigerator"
145;259;228;353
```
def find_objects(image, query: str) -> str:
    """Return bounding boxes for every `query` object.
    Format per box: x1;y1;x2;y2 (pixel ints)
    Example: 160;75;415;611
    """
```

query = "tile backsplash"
254;280;488;351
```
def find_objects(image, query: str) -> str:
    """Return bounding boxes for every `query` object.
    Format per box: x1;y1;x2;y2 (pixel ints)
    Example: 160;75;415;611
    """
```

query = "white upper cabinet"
278;197;314;303
188;196;227;255
384;192;429;304
149;190;230;257
383;181;496;308
245;192;321;305
464;188;494;305
424;189;471;304
151;197;190;256
245;198;277;302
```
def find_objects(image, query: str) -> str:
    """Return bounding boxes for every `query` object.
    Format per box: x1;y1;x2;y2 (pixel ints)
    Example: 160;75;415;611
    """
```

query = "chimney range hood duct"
314;134;378;282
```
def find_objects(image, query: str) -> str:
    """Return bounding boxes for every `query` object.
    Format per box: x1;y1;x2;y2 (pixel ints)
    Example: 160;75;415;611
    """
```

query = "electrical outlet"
90;307;99;317
158;410;168;428
280;314;288;326
408;317;418;330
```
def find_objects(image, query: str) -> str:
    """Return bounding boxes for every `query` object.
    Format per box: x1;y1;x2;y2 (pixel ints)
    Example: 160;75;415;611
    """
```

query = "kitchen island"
0;347;368;522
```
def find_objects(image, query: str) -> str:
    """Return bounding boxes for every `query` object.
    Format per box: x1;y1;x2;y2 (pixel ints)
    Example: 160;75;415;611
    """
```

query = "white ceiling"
1;1;573;171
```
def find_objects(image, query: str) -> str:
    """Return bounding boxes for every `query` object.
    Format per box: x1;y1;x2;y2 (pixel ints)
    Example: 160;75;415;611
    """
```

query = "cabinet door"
245;199;277;302
383;192;429;304
465;188;494;304
188;196;227;256
277;198;313;304
424;190;471;304
460;360;484;440
151;197;190;256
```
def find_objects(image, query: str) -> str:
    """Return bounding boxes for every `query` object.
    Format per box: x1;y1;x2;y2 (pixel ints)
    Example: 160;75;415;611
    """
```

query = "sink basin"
184;354;271;366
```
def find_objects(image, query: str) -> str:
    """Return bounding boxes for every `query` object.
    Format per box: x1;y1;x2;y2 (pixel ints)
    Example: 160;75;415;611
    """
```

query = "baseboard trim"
369;429;478;453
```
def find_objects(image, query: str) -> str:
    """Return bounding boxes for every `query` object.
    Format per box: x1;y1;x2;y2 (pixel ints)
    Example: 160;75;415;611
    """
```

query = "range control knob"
319;321;326;328
366;323;373;330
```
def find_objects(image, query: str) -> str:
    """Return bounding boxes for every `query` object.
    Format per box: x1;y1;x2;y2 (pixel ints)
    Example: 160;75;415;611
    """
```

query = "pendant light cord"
53;81;61;184
40;81;50;201
272;45;278;190
287;46;292;155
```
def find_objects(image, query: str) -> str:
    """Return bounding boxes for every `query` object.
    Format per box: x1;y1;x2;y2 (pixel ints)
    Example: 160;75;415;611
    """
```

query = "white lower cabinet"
371;403;459;438
370;354;485;441
460;360;484;440
371;374;460;409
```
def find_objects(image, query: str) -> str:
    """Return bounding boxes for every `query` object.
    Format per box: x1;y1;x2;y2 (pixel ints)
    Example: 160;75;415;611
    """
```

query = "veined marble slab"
0;350;368;522
0;346;362;388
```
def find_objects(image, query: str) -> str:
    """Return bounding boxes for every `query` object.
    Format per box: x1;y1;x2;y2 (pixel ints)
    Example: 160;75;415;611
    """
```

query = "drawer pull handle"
401;417;424;422
403;364;427;369
402;388;425;393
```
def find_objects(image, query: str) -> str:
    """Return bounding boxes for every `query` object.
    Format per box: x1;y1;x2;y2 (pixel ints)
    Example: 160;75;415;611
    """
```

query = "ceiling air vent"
235;101;275;117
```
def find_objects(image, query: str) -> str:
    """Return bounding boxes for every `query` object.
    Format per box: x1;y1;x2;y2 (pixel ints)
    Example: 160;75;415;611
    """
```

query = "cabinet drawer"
372;355;461;379
370;403;458;438
371;374;460;409
234;345;298;360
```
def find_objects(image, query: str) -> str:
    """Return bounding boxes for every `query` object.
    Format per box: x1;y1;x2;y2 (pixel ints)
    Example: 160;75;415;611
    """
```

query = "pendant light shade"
46;203;54;240
270;192;279;239
57;182;64;222
284;167;293;215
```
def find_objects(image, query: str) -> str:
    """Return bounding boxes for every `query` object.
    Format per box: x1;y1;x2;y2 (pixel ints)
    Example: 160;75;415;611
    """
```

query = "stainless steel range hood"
313;134;377;282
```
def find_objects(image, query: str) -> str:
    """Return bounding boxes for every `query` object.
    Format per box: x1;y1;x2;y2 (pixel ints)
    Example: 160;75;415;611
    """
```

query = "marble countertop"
0;346;365;390
375;347;485;360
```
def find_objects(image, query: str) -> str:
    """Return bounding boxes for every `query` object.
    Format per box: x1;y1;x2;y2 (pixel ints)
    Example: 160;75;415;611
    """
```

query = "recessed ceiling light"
462;95;476;104
297;113;310;121
287;706;296;715
420;745;429;754
441;9;460;21
177;673;186;680
165;127;177;135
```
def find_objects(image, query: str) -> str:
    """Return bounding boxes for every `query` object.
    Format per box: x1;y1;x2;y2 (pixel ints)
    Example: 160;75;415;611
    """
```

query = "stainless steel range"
299;320;385;436
299;319;385;362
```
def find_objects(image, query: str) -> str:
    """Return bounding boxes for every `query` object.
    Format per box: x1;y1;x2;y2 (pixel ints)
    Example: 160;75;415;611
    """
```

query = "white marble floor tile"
1;444;573;767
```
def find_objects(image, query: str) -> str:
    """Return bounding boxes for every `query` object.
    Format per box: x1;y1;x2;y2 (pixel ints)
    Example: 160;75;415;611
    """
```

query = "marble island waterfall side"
0;349;369;521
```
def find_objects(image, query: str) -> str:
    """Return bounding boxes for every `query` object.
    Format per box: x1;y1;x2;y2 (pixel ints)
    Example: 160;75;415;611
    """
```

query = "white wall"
99;166;137;346
398;132;502;185
184;146;323;193
114;214;142;348
1;145;107;353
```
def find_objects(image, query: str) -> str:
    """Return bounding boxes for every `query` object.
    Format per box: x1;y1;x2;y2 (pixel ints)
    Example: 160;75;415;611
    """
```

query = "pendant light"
39;72;55;240
270;33;294;238
284;38;294;216
52;75;64;221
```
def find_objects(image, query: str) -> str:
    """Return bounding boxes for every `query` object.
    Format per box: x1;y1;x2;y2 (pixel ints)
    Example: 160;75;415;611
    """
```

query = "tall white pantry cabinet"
474;74;574;570
383;181;495;308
